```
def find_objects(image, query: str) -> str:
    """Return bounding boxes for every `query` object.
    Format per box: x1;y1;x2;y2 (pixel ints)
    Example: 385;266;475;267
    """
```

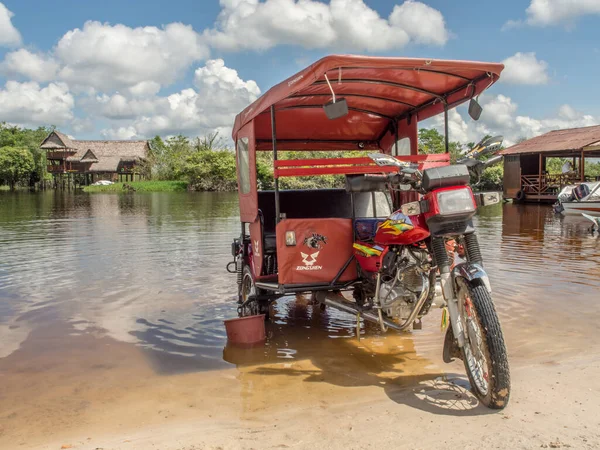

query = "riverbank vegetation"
3;123;599;193
83;181;188;193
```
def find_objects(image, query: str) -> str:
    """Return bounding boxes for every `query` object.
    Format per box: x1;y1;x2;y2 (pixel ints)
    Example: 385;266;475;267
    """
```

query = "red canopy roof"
232;55;504;150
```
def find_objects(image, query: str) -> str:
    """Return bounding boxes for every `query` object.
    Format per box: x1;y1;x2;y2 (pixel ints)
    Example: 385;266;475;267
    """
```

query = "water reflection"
3;192;600;448
0;191;240;360
1;193;600;372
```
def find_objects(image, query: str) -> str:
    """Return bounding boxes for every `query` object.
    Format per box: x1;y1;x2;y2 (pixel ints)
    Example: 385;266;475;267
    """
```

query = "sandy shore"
2;305;600;450
10;354;600;450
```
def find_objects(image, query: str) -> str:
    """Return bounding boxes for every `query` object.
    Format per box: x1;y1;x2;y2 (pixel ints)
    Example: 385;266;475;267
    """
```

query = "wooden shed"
40;131;150;186
500;125;600;202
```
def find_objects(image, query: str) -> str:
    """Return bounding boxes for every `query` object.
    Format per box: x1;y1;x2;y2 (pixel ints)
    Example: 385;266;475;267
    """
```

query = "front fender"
452;262;492;293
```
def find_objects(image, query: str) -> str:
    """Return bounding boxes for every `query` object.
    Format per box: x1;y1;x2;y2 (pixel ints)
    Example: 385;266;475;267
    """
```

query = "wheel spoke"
459;283;489;396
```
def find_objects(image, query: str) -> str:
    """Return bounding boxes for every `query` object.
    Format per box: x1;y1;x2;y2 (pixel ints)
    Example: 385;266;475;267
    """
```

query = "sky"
0;0;599;146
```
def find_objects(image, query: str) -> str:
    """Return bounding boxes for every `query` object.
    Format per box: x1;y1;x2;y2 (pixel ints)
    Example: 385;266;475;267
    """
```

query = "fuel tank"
374;211;430;246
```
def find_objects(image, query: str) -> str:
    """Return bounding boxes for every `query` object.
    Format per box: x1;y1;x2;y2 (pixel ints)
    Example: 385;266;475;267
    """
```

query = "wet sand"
1;194;600;449
2;299;600;450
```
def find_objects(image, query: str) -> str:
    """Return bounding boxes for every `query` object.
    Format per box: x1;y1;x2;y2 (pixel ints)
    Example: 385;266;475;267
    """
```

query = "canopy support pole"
271;105;281;224
394;120;399;156
444;102;449;153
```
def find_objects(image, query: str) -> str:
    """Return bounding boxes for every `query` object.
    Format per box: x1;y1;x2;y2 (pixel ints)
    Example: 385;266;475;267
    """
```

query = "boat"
554;182;600;216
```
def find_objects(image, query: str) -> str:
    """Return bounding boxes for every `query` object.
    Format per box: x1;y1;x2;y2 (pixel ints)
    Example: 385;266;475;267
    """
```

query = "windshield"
354;192;392;218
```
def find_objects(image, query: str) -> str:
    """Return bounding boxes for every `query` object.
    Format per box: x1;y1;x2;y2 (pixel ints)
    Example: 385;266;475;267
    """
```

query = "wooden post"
581;149;585;182
538;153;543;193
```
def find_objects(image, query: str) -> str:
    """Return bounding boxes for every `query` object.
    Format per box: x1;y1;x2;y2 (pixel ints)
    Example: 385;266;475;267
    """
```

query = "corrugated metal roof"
502;125;600;155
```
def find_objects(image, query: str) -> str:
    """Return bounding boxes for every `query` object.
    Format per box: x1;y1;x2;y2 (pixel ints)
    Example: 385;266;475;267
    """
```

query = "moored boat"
554;182;600;216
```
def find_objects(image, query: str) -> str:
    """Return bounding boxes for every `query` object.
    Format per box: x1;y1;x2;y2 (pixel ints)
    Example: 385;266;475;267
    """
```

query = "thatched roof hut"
40;131;150;178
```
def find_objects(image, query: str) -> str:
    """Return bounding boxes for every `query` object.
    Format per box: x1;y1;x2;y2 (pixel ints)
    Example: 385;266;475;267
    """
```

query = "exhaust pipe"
320;274;430;332
322;297;405;331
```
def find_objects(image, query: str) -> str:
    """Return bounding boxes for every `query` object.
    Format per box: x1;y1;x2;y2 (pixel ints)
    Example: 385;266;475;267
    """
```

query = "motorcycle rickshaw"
227;55;510;409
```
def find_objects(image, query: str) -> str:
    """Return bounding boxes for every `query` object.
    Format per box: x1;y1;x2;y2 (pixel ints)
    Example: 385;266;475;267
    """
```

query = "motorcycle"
345;147;510;409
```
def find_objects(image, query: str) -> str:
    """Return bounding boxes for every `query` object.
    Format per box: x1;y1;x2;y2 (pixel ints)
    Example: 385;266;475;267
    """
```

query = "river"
1;191;599;448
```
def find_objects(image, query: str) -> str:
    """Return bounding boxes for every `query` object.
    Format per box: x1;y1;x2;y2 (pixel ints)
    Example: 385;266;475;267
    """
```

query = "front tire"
456;278;510;409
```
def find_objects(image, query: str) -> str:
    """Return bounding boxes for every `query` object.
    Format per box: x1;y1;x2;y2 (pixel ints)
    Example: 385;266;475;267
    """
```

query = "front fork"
432;233;487;348
440;270;466;347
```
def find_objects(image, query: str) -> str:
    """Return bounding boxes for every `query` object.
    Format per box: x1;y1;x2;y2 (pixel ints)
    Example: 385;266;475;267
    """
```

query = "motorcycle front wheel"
456;278;511;409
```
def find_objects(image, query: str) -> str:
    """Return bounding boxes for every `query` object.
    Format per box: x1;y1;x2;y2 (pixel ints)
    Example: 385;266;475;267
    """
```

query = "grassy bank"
83;181;188;193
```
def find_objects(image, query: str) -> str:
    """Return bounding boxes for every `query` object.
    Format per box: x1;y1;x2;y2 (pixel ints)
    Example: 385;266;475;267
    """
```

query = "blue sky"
0;0;599;145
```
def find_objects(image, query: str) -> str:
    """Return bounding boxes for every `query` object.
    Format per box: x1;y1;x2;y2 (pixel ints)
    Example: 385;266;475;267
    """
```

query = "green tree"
418;128;463;163
479;164;504;190
0;146;35;190
0;123;53;185
182;149;238;191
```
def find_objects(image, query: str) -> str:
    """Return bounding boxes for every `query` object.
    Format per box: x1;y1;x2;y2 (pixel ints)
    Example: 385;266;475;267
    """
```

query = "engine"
378;247;429;321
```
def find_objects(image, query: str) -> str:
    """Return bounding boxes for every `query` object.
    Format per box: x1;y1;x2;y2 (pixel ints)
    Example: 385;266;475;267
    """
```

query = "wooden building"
40;131;150;186
501;125;600;202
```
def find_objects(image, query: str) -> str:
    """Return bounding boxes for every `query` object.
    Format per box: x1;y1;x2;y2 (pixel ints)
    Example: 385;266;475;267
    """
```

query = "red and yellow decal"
353;243;383;257
377;219;414;236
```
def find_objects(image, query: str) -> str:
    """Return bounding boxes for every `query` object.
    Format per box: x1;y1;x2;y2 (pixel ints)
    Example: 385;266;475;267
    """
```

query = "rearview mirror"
324;98;348;120
468;98;483;121
461;135;504;162
479;136;503;155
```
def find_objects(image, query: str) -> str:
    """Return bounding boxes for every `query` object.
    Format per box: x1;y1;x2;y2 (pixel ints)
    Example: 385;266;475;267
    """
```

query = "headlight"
436;188;475;216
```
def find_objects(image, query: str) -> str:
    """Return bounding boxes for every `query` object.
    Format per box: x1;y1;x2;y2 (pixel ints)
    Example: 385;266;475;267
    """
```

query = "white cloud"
505;0;600;28
1;49;60;82
501;52;549;85
55;21;209;92
389;0;449;46
71;117;95;134
127;81;161;97
1;1;448;112
429;94;599;147
0;81;74;127
87;93;161;120
98;59;260;140
101;126;138;140
0;2;21;47
204;0;449;52
514;103;598;140
481;95;519;130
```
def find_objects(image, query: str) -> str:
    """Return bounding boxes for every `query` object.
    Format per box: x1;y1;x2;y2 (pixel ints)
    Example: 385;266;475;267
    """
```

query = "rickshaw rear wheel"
239;265;271;318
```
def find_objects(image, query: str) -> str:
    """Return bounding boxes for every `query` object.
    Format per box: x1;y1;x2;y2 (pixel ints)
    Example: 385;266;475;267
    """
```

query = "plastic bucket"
224;314;266;345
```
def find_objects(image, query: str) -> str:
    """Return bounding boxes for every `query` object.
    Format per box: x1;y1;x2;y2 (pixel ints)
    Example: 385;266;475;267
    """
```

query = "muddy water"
1;192;599;447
